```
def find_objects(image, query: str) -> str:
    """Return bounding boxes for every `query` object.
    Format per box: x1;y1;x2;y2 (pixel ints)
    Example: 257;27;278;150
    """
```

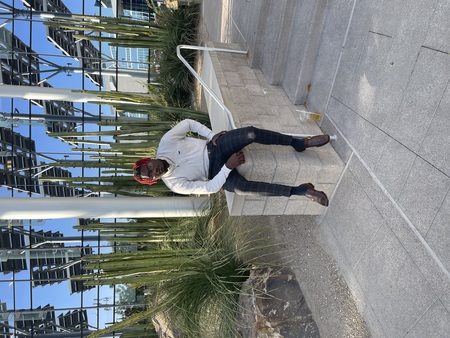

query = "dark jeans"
207;126;305;196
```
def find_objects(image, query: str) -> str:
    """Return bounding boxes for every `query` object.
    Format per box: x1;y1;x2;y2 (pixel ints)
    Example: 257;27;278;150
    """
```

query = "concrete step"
281;0;328;105
254;0;297;86
240;0;328;105
202;42;344;216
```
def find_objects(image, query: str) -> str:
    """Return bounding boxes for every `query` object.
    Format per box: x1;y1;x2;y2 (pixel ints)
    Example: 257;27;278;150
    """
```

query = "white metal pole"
0;84;97;102
70;68;149;79
0;85;146;104
0;197;210;220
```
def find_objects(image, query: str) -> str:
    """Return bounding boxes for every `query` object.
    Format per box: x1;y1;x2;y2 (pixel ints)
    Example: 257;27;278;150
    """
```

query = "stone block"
382;47;450;152
425;198;450;278
320;115;353;164
345;150;450;314
229;86;250;104
259;0;296;85
285;197;308;215
372;137;416;200
256;115;283;131
326;96;388;170
242;199;267;216
247;150;276;182
236;0;270;68
404;299;450;338
273;151;300;185
306;0;355;114
353;224;437;338
398;156;450;237
245;83;265;96
345;31;392;127
423;0;450;53
317;218;390;338
204;43;344;215
263;196;288;215
250;97;272;113
325;165;383;268
224;71;244;86
329;1;371;107
272;106;298;128
419;84;450;177
283;0;329;104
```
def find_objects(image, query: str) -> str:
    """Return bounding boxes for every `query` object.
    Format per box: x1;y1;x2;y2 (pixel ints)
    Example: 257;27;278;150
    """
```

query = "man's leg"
223;170;329;206
223;170;291;196
216;126;329;157
216;126;293;158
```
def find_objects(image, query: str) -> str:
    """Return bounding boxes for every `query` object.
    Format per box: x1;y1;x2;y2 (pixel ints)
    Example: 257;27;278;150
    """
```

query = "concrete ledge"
258;0;297;85
202;42;344;216
283;0;328;104
233;0;328;104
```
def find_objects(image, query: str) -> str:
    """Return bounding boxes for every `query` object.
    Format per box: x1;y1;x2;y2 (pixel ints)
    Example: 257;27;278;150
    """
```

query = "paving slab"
397;156;450;237
324;166;383;269
425;193;450;276
423;0;450;53
382;47;450;152
326;97;389;170
282;0;328;104
202;42;344;216
344;151;450;312
419;84;450;177
305;0;355;114
404;300;450;338
353;223;438;338
338;31;393;127
371;137;416;200
329;0;372;109
259;0;295;85
201;0;450;336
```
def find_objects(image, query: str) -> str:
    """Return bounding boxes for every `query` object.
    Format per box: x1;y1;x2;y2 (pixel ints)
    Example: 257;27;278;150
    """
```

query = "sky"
0;0;128;333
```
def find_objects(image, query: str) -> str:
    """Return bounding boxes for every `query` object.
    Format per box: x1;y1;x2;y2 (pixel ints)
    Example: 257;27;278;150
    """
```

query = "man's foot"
299;183;315;190
304;135;330;149
292;135;330;152
305;188;329;207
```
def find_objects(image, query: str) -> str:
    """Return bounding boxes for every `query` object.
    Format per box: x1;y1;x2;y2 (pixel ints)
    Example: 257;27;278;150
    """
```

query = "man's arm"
163;165;231;195
162;119;215;142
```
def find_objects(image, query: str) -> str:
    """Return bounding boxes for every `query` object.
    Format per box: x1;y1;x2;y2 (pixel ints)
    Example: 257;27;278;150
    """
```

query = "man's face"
137;159;168;181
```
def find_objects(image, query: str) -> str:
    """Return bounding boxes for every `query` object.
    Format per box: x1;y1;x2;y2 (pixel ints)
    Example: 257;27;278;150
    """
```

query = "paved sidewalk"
202;0;450;337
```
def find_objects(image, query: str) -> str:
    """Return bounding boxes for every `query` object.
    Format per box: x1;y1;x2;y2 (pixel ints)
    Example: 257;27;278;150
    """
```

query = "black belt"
207;142;216;179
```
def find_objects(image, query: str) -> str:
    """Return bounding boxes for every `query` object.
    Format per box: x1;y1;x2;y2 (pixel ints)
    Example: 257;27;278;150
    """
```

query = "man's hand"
226;151;245;169
212;131;227;146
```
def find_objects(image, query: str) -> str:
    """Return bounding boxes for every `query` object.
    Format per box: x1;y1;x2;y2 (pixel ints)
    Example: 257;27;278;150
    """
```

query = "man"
133;119;330;206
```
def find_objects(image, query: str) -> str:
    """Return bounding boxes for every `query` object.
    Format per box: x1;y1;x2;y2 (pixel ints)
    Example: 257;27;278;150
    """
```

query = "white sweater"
157;119;232;195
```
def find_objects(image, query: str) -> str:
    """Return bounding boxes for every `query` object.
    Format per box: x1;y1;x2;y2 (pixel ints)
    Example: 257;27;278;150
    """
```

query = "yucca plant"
45;15;167;49
80;195;283;337
158;4;201;108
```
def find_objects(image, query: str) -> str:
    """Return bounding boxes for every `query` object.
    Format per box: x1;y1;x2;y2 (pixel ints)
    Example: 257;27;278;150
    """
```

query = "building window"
124;48;133;68
136;48;149;69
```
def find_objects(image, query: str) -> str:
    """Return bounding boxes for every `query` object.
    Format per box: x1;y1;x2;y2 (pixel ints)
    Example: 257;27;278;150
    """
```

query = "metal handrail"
176;44;336;140
176;44;245;130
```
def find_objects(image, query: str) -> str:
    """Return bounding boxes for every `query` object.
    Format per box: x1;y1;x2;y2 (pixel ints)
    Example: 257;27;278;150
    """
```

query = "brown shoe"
304;135;330;149
299;183;315;190
305;188;329;207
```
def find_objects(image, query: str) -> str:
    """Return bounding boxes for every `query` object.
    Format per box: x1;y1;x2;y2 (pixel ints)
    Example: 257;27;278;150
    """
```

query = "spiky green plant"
81;195;283;338
44;15;166;49
158;4;201;108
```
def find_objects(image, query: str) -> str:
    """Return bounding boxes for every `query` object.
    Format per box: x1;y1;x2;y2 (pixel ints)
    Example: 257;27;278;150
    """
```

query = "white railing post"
176;44;336;141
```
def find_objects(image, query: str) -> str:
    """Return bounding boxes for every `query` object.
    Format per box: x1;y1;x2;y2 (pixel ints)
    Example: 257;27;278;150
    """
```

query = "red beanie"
133;158;158;185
